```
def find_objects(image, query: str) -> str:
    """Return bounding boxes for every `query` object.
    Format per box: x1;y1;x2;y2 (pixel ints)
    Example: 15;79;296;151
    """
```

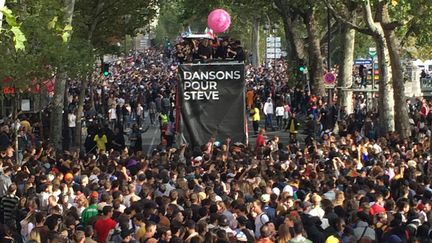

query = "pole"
327;7;332;104
273;33;276;70
305;68;310;94
371;56;375;111
371;57;375;90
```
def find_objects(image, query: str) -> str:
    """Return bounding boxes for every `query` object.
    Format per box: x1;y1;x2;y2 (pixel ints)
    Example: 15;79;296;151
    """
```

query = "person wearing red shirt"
256;128;266;150
94;206;117;243
420;99;429;117
370;193;385;216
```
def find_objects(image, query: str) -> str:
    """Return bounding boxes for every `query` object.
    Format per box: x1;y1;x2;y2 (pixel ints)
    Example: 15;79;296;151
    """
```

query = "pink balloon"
207;9;231;33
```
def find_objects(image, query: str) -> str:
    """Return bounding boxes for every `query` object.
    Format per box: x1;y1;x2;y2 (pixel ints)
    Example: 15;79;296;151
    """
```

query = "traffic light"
102;63;110;77
298;59;305;73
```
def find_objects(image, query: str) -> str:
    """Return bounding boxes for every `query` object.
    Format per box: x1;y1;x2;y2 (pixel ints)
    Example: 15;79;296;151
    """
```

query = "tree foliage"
73;0;158;55
0;0;93;91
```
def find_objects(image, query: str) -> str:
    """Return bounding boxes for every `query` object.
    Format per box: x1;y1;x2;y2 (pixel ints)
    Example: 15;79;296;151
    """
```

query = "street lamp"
271;23;278;70
327;7;332;105
263;24;270;68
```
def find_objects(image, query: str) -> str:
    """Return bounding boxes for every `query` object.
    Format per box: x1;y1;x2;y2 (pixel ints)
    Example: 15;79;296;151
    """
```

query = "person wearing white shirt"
308;194;327;229
252;200;269;238
136;103;144;126
275;104;285;130
263;98;274;131
108;105;117;129
68;110;76;146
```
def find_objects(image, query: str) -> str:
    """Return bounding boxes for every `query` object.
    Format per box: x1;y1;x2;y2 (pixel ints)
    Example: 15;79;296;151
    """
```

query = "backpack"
241;228;255;243
106;228;122;243
259;212;269;225
20;219;30;239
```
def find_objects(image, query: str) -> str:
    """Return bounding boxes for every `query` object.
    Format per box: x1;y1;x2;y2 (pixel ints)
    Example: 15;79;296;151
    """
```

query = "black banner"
178;63;246;147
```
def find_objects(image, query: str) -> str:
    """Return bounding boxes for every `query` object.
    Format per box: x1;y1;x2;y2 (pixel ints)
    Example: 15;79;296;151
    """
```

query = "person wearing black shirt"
215;39;229;59
157;227;172;243
0;125;10;152
197;39;213;60
233;40;245;62
112;127;125;152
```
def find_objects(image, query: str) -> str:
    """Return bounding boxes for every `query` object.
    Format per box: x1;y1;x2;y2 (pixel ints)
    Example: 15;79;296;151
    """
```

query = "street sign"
266;42;282;48
267;53;282;59
421;77;432;91
368;47;377;57
354;59;372;65
266;37;281;43
266;48;281;54
324;72;336;88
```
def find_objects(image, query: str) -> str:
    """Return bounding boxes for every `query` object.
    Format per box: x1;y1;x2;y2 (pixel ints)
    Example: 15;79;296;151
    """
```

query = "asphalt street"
139;112;305;153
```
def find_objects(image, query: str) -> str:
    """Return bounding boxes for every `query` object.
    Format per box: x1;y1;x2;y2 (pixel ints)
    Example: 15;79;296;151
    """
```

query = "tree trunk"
273;0;306;85
362;0;394;134
251;17;260;66
50;74;67;148
376;36;395;134
49;0;76;149
75;76;88;147
281;14;307;85
303;11;325;96
74;0;104;148
380;4;411;138
337;25;355;114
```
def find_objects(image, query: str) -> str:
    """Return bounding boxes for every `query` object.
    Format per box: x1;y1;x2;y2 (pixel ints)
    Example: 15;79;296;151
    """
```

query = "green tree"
71;0;158;146
154;0;183;45
273;0;329;96
73;0;158;55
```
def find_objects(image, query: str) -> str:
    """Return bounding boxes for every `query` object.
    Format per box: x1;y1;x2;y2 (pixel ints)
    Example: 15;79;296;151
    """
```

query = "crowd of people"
174;37;245;63
2;43;432;243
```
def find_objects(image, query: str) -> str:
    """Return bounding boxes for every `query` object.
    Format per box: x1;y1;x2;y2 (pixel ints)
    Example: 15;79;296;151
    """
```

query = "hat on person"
65;173;74;181
198;192;207;200
214;141;221;148
89;174;99;184
215;195;223;202
47;174;55;182
127;159;138;168
302;201;313;210
90;191;99;199
283;184;294;196
218;214;229;227
408;160;417;168
43;163;51;170
325;235;340;243
236;231;248;242
260;194;270;203
272;187;281;197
